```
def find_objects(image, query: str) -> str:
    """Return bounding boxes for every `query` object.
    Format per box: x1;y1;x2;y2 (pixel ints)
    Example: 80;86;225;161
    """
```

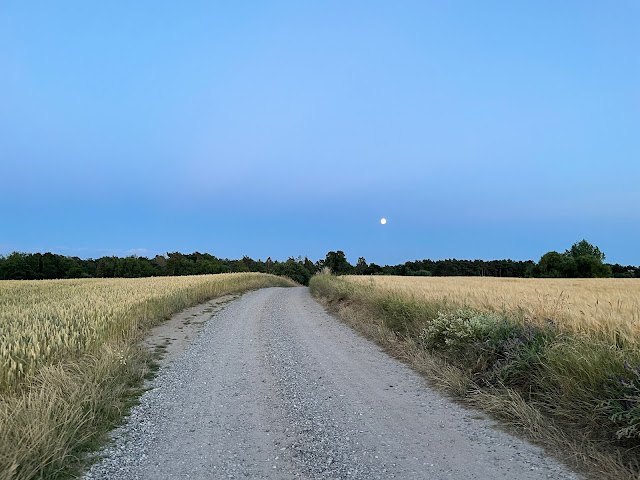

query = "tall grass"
0;273;296;480
310;274;640;480
344;276;640;345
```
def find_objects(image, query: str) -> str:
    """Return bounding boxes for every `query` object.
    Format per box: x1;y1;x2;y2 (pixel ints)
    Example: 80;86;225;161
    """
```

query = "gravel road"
84;287;580;479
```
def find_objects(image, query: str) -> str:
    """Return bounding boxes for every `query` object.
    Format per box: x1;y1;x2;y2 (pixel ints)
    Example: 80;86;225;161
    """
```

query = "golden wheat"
0;273;294;392
344;276;640;344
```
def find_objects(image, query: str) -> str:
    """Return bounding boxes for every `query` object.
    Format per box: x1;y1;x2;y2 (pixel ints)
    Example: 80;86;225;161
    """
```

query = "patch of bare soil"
140;294;238;368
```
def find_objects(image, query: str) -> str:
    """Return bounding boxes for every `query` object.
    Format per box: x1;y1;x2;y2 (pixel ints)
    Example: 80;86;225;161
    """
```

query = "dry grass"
345;276;640;345
310;274;640;480
0;273;296;479
0;273;296;392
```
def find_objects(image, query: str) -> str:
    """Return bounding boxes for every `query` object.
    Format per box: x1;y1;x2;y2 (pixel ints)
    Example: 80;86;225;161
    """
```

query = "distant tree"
96;257;116;277
565;239;606;261
381;265;396;275
609;264;636;278
23;253;43;279
39;252;59;278
409;269;432;276
368;262;383;275
114;256;142;278
234;258;249;272
303;256;316;276
565;239;610;277
534;251;576;278
575;255;612;278
241;255;266;273
196;259;226;274
324;251;353;275
0;252;34;279
271;258;311;285
152;255;168;271
254;258;268;273
533;240;611;278
166;252;196;276
193;254;228;274
354;257;368;275
65;262;86;278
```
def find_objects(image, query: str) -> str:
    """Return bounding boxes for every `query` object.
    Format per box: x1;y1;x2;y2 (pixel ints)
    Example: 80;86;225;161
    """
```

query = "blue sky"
1;1;638;265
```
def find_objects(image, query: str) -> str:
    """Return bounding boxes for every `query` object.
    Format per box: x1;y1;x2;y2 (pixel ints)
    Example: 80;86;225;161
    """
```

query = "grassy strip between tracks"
309;274;640;480
0;273;297;480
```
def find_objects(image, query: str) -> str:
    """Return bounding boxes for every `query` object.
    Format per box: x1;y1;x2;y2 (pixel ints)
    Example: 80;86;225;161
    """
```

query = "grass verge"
309;274;640;480
0;273;297;480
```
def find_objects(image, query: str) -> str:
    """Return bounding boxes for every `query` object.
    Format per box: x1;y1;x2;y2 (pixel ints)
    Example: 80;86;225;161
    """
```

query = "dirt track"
84;287;579;479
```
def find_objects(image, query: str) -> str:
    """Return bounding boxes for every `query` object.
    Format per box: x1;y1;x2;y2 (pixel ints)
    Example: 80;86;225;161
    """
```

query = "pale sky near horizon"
1;2;639;265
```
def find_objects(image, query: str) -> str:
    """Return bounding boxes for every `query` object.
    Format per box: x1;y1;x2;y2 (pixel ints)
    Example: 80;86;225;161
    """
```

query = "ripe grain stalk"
309;274;640;480
0;273;297;480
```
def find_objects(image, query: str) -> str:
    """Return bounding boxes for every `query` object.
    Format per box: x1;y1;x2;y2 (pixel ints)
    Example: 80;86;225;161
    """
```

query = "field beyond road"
343;276;640;345
84;287;577;480
309;275;640;479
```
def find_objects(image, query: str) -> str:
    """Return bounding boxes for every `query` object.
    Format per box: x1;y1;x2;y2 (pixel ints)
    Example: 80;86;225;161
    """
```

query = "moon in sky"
380;218;387;225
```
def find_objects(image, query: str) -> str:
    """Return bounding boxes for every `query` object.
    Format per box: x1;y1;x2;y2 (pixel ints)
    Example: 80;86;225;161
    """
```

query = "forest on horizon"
0;241;637;285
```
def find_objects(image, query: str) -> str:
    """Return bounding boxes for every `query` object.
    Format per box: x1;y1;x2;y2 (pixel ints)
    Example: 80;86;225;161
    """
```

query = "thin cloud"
126;248;150;257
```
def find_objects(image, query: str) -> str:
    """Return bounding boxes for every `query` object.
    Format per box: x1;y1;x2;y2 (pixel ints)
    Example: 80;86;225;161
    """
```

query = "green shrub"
419;309;504;351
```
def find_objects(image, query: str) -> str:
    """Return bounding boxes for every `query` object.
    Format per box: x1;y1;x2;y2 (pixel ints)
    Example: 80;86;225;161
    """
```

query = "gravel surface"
83;287;581;479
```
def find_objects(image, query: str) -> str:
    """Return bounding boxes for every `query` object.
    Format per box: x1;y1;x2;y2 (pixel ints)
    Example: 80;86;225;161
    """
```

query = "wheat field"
0;273;295;392
344;276;640;345
0;273;297;479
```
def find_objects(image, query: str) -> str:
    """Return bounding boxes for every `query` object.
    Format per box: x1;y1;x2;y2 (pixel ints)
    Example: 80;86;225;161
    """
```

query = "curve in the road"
84;287;580;479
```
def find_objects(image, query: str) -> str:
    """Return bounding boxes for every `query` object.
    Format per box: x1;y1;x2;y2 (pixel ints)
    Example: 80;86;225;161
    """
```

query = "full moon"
380;218;387;225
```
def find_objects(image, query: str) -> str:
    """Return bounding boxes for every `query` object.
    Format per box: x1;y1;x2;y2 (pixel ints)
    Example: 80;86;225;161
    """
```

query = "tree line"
0;252;318;285
321;250;536;277
320;240;638;279
0;240;637;283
